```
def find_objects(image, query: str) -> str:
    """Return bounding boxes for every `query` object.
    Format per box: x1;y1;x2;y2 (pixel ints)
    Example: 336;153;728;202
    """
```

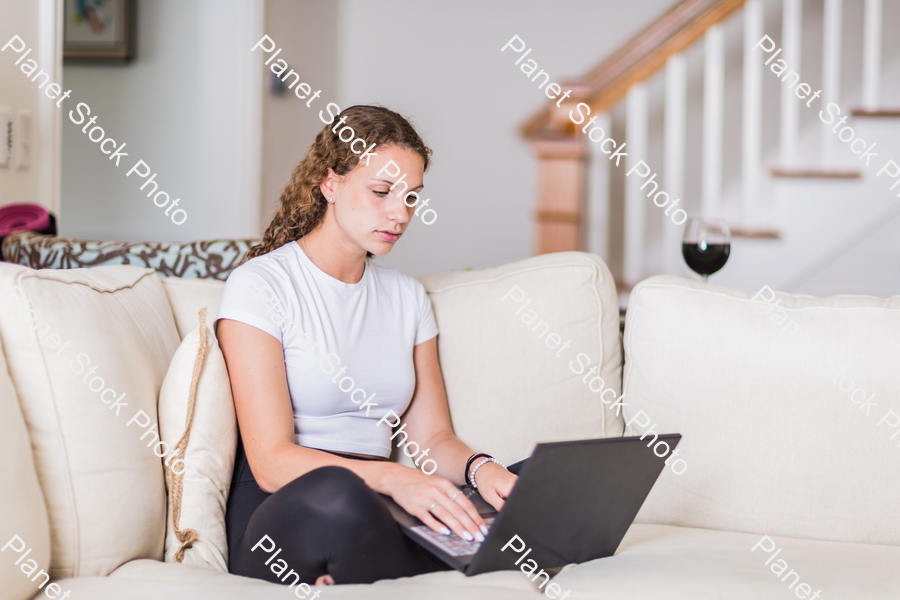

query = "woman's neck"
299;226;367;284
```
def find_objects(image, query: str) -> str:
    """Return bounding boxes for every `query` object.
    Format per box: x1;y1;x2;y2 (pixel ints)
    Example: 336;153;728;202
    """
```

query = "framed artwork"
63;0;136;62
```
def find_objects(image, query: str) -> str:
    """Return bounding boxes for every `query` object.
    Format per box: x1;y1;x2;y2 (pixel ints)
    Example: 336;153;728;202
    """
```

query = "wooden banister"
522;0;748;140
523;0;751;256
851;107;900;118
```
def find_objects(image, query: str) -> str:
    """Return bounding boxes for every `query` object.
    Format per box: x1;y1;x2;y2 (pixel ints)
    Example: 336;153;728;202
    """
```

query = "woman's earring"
326;197;334;203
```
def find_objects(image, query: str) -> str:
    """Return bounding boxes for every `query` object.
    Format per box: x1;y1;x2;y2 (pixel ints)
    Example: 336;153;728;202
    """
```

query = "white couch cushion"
555;524;900;599
623;276;900;545
417;252;622;465
0;265;181;578
160;278;225;340
159;316;236;572
42;527;900;600
97;558;538;599
0;340;52;600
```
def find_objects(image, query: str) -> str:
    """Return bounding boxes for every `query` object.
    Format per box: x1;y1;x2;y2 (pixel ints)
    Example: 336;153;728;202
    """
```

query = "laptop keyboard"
410;517;495;557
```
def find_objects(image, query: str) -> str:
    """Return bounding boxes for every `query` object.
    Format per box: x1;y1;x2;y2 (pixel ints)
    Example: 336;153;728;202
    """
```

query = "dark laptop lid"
467;434;681;575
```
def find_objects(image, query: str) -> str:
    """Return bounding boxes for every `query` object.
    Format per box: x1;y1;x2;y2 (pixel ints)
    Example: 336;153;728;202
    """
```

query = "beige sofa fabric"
0;340;52;600
418;252;623;465
51;525;900;599
44;560;538;600
0;265;182;578
160;278;225;340
107;558;536;593
624;276;900;546
159;320;236;572
555;524;900;599
5;258;899;599
99;558;534;599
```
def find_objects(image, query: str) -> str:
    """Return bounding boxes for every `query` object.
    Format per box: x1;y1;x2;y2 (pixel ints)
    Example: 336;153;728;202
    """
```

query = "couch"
1;248;898;600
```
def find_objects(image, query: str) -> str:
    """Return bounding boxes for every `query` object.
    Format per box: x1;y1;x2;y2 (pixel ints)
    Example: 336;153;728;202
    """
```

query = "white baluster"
821;0;843;162
587;112;612;260
703;24;724;218
624;83;648;284
743;0;764;226
780;0;802;164
863;0;882;108
665;53;687;274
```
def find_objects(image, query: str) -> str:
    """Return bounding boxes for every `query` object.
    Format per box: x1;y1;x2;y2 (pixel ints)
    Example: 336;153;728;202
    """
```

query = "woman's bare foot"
315;574;335;586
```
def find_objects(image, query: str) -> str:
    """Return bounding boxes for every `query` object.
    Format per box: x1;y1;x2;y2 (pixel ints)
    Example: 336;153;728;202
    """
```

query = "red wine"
682;242;730;276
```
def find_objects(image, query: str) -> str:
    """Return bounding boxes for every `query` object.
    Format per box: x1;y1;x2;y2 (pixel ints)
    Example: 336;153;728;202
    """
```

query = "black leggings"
226;436;446;584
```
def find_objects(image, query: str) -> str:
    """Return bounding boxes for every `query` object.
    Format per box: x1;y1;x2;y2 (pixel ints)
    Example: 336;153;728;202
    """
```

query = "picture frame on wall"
63;0;137;62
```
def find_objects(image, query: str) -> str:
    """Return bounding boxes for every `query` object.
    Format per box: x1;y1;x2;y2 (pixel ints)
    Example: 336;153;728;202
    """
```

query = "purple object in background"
0;203;51;237
0;203;56;262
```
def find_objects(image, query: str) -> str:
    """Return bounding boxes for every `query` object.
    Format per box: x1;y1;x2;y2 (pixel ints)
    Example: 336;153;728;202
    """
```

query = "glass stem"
702;275;709;283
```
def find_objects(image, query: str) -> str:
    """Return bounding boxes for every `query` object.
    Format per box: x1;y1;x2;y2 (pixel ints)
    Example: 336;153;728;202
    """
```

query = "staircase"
521;0;900;300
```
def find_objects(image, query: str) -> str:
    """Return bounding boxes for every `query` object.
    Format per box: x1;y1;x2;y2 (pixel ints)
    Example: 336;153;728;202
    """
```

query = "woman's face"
321;144;425;257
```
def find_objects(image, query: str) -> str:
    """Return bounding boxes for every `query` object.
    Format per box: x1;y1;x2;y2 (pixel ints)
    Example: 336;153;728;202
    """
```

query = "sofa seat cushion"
108;558;536;591
29;569;288;600
44;526;900;599
417;252;623;465
32;559;537;599
623;276;900;546
555;524;900;599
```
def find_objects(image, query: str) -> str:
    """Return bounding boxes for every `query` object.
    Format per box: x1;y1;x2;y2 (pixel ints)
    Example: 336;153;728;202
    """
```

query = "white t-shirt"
215;241;439;457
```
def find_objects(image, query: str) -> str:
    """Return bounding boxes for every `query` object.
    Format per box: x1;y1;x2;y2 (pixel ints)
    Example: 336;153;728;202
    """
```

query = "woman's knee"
255;466;377;523
285;466;381;521
243;465;390;550
299;465;367;491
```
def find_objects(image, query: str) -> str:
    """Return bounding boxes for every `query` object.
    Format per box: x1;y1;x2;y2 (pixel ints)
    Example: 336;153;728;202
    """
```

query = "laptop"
381;434;681;576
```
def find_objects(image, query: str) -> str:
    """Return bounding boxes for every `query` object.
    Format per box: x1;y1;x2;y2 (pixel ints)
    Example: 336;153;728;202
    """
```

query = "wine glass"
682;219;731;282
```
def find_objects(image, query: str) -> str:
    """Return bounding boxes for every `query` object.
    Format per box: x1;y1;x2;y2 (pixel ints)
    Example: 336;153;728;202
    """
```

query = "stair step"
851;107;900;118
770;166;862;179
729;227;781;239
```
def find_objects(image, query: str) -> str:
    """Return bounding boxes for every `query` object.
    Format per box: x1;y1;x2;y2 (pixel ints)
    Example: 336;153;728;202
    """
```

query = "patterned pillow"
1;231;258;281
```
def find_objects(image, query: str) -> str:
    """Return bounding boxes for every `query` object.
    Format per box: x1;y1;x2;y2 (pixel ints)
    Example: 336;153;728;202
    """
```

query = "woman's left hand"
473;462;518;511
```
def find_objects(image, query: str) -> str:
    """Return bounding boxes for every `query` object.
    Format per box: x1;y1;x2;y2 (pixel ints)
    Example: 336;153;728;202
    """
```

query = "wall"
260;0;339;229
50;0;674;273
0;0;61;212
60;0;262;242
333;0;673;276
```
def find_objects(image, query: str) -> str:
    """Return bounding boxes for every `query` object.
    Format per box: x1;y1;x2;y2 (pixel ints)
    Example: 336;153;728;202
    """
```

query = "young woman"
216;105;518;586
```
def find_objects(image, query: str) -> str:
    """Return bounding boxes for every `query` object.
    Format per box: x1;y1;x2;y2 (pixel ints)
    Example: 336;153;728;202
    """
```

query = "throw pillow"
158;308;237;571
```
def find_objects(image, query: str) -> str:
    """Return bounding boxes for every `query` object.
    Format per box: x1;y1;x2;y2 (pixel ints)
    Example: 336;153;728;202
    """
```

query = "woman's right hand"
382;463;487;543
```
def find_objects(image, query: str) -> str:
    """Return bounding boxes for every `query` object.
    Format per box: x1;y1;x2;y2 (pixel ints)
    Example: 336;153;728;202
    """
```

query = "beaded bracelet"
469;456;506;489
464;453;491;485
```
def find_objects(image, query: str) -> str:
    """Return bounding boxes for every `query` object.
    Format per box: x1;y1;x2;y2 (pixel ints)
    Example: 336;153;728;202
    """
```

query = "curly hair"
245;105;432;261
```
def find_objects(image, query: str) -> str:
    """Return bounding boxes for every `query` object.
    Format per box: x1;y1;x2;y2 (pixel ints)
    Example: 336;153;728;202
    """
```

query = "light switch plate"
0;108;11;167
15;109;31;170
